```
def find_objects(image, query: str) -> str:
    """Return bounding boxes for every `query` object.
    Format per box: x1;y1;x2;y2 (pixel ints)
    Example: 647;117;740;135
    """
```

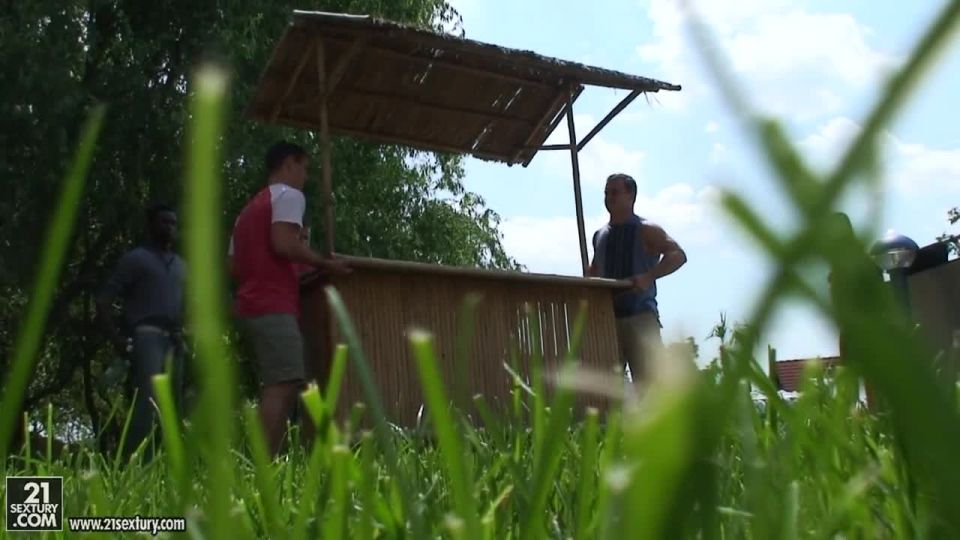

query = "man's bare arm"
630;223;687;290
646;224;687;279
270;222;349;274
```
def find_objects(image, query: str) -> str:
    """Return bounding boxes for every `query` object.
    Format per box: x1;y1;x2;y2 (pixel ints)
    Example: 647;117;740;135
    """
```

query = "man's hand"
317;256;351;275
631;272;655;291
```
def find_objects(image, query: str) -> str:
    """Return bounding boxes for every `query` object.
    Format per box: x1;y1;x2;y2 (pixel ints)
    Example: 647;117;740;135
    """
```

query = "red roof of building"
772;356;841;392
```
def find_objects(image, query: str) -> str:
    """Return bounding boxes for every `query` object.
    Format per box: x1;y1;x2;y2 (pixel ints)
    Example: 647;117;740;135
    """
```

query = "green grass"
3;2;960;538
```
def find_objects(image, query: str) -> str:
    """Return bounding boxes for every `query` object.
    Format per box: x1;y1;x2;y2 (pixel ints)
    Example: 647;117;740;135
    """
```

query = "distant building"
770;356;841;393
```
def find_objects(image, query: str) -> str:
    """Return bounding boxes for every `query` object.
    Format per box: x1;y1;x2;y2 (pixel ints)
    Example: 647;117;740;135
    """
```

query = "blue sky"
445;0;960;363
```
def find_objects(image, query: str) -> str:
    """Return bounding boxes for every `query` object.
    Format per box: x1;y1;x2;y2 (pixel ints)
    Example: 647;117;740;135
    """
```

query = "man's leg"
259;381;302;456
125;332;170;459
637;311;664;379
244;314;308;457
616;311;663;385
614;317;635;380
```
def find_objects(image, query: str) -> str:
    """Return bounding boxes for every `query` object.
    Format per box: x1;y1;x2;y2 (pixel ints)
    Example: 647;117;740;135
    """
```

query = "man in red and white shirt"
229;141;348;456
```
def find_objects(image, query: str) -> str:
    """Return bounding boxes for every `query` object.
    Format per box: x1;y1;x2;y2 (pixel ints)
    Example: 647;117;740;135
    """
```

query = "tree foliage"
939;206;959;256
0;0;519;445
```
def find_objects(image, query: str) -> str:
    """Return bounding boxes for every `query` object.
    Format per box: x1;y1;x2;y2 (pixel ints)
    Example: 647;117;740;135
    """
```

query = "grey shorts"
240;313;305;386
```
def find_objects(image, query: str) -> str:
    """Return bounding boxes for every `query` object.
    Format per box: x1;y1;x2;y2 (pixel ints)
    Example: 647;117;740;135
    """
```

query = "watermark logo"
5;476;63;532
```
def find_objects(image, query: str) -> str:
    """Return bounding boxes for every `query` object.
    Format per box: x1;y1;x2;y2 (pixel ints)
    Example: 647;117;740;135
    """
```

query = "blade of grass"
520;303;588;540
113;389;139;469
596;370;626;534
242;406;283;539
324;344;349;422
322;445;351;540
574;407;600;540
301;383;340;445
454;293;482;412
620;350;700;540
45;402;53;468
184;63;236;540
357;431;378;540
324;285;423;538
526;304;546;467
152;373;189;509
0;105;105;463
292;441;327;540
409;329;481;540
472;394;505;447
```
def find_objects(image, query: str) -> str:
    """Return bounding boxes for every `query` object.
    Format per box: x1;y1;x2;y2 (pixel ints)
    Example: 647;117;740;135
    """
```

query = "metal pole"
566;90;589;277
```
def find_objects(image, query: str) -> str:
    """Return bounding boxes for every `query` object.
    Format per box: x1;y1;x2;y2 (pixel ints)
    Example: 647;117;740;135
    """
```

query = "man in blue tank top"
589;173;687;383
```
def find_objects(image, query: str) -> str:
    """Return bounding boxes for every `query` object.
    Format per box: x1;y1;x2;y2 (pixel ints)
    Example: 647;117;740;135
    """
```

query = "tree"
0;0;518;450
938;207;959;257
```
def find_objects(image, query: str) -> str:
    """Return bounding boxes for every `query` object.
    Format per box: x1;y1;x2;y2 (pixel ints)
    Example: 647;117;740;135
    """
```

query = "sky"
443;0;960;364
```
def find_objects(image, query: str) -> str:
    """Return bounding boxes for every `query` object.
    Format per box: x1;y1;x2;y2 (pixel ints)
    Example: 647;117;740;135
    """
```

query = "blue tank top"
592;214;659;318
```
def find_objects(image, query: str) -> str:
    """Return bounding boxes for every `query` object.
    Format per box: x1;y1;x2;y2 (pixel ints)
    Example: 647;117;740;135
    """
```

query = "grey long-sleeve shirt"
97;246;186;331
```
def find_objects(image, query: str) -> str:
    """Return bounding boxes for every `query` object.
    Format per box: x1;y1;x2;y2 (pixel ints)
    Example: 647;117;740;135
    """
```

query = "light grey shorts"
240;313;305;386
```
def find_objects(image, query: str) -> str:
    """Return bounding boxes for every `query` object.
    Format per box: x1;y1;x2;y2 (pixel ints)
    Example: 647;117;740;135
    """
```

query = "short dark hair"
146;203;176;222
606;173;637;202
265;141;308;175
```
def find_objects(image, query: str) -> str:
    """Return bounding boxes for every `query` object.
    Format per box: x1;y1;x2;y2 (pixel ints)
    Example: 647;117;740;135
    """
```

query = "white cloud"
704;121;719;134
709;142;727;164
797;116;861;160
891;140;960;195
799;117;960;195
500;215;607;276
500;183;721;276
636;0;900;118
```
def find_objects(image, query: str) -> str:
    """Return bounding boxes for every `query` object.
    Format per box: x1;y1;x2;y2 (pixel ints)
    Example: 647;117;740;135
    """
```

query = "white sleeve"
271;188;305;226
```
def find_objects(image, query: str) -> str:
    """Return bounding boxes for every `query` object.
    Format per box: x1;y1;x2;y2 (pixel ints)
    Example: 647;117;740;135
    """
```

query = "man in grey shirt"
96;203;186;459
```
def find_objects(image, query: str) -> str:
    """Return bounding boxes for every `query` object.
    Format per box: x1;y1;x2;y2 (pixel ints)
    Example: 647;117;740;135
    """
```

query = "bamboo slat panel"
301;259;625;427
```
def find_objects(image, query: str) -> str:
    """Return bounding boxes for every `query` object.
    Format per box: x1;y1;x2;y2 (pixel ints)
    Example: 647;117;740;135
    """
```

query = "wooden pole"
270;49;312;123
522;85;584;167
566;89;589;277
317;39;334;257
577;89;641;151
315;39;336;392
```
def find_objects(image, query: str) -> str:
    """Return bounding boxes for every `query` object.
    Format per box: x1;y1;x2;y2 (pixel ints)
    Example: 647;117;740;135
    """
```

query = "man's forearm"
287;240;346;272
650;251;686;279
276;238;325;266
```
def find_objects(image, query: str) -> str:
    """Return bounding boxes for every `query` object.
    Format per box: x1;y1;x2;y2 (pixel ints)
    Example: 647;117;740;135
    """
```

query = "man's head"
147;203;178;247
604;173;637;216
265;141;309;189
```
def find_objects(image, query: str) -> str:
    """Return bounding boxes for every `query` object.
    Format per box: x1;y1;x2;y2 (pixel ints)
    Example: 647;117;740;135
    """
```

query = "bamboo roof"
246;10;681;166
